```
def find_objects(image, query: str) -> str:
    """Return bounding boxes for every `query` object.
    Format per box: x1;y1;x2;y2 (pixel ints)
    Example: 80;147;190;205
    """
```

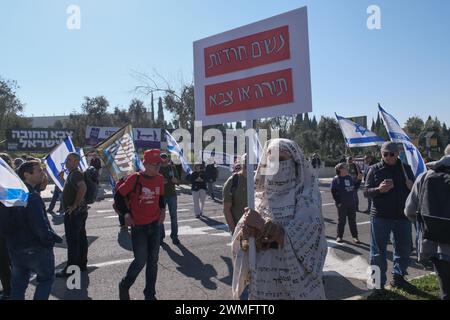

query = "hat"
143;149;162;165
381;142;399;153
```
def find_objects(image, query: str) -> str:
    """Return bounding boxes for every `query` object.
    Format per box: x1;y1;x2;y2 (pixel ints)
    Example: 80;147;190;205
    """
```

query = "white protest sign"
194;7;312;126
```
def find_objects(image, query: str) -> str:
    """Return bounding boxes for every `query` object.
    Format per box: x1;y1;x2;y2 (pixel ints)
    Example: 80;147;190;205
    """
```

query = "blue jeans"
370;217;412;286
9;246;55;300
121;222;160;300
160;195;178;241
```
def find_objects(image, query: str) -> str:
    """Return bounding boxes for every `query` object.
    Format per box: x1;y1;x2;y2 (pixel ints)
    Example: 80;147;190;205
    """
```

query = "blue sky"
1;0;449;127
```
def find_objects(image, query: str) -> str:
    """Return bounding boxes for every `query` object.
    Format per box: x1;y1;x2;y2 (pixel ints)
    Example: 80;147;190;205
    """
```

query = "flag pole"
245;119;256;274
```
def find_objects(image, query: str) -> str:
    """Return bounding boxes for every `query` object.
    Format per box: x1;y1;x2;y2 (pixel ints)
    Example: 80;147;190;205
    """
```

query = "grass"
364;274;441;300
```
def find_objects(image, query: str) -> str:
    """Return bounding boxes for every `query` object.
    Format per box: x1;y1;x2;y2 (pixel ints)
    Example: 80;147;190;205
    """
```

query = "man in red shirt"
115;149;165;300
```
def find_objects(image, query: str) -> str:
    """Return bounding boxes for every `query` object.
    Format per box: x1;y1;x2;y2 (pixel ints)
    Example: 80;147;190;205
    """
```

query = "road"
20;185;430;300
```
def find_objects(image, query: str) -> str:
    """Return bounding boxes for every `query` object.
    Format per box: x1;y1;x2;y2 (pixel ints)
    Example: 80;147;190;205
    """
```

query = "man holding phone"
365;142;415;292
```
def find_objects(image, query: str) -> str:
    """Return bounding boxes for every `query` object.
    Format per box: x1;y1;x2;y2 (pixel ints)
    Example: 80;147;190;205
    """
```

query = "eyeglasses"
382;152;396;158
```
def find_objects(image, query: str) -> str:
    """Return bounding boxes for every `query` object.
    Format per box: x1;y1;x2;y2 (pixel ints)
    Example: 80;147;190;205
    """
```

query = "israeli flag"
44;136;78;191
335;113;385;148
76;147;89;172
251;131;263;166
378;104;426;178
165;130;193;175
0;157;29;207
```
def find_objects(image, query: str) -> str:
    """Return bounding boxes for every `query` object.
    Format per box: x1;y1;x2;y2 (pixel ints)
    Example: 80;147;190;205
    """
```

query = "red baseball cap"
143;149;162;165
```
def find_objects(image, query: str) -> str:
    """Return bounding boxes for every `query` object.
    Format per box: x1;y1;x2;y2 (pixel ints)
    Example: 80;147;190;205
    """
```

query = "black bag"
84;166;99;205
418;168;450;244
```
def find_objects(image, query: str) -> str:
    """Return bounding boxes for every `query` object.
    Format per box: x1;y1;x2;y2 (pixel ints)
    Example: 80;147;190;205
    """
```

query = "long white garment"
232;139;328;300
192;189;206;216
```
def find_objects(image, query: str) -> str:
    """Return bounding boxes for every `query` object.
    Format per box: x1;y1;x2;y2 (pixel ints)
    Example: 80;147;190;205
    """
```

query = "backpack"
84;166;99;205
417;168;450;244
112;174;142;215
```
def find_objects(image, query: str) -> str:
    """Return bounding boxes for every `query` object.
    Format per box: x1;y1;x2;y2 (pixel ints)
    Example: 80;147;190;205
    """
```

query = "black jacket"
190;171;207;191
364;159;415;220
7;184;62;251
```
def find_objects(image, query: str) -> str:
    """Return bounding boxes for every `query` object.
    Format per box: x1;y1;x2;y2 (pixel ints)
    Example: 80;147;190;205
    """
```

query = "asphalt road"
17;185;430;300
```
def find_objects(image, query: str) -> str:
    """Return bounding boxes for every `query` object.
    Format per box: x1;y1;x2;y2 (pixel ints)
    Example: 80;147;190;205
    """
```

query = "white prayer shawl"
232;139;327;300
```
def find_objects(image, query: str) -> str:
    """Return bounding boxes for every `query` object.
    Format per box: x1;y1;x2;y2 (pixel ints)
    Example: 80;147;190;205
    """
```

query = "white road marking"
97;210;115;213
89;259;134;268
357;221;371;226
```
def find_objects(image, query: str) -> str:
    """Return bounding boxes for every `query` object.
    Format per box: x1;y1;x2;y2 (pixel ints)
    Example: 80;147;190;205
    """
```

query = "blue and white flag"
44;136;77;191
251;131;263;166
0;157;29;207
335;113;385;148
76;147;89;172
378;104;426;178
165;130;193;175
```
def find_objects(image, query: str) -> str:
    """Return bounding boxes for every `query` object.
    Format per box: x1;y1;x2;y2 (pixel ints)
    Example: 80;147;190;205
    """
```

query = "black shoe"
390;274;414;291
172;238;180;245
160;239;165;246
369;287;386;299
119;283;130;300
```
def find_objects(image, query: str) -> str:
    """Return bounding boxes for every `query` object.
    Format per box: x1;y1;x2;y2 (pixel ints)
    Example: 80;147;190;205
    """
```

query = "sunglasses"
382;152;396;158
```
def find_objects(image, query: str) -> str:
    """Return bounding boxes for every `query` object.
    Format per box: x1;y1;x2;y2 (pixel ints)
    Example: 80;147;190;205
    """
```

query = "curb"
344;272;436;300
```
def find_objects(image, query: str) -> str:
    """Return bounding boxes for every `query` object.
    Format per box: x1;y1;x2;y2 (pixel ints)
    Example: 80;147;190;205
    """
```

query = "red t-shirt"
117;172;164;225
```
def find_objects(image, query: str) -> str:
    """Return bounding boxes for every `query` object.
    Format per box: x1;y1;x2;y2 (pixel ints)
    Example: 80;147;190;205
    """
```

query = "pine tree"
150;92;155;124
311;116;318;130
371;119;376;132
295;113;303;126
157;97;164;124
304;113;310;130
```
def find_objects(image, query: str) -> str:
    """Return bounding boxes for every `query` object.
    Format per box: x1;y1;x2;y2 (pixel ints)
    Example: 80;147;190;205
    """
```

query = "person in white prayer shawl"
232;139;328;300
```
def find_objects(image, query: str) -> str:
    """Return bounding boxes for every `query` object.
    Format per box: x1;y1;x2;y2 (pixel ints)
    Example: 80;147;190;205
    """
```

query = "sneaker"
336;237;343;243
369;287;386;299
353;238;361;244
172;238;181;245
390;274;413;290
119;283;130;300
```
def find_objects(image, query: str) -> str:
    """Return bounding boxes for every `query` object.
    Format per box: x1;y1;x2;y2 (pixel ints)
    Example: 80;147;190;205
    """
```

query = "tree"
317;116;346;158
81;96;112;127
293;129;320;156
157;97;165;126
113;106;130;126
371;119;376;132
0;77;29;141
311;116;318;131
132;70;195;132
404;116;424;138
128;98;151;128
150;92;155;123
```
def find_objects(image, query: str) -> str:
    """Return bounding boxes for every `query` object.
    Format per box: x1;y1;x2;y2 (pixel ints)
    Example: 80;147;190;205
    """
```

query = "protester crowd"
1;140;450;301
